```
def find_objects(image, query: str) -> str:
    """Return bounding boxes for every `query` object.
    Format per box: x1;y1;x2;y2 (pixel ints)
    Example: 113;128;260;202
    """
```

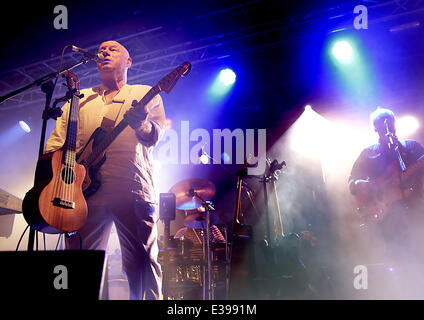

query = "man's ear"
126;57;132;69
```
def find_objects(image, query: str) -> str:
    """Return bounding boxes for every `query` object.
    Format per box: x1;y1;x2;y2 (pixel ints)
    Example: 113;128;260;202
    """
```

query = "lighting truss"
0;0;423;111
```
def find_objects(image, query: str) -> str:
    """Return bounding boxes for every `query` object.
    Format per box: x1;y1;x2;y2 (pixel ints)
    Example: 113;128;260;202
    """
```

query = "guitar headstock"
64;70;80;93
157;62;191;93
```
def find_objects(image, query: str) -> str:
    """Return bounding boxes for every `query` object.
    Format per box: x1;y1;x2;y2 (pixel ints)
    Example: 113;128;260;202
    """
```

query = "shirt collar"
95;84;130;104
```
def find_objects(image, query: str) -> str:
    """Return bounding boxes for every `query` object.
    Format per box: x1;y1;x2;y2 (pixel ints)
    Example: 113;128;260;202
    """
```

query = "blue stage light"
208;68;237;100
19;121;31;133
332;40;353;63
219;68;236;86
221;152;231;163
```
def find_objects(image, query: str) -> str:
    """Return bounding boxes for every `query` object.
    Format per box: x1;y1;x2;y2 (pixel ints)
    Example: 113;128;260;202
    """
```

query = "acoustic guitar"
76;62;191;197
22;71;88;234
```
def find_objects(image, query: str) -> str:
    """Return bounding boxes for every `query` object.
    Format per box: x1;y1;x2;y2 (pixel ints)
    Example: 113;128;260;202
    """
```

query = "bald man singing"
45;41;166;300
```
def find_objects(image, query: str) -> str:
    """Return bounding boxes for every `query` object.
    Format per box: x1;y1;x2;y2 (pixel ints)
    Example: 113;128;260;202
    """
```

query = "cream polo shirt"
45;84;166;205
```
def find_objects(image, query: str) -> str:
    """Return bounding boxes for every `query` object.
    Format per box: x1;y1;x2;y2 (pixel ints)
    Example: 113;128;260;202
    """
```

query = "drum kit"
160;177;229;300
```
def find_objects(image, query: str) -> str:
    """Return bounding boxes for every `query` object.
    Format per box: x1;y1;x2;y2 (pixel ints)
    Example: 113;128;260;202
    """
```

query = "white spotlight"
332;40;353;64
19;121;31;133
396;115;419;137
219;68;236;86
199;153;209;165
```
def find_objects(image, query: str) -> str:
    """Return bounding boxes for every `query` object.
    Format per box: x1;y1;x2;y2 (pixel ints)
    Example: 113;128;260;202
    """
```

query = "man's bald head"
99;40;130;58
97;40;132;76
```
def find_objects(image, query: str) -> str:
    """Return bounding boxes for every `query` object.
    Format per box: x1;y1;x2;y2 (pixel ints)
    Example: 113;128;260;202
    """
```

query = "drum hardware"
169;177;227;300
169;178;216;299
183;209;219;229
169;178;216;211
159;193;176;300
191;195;214;300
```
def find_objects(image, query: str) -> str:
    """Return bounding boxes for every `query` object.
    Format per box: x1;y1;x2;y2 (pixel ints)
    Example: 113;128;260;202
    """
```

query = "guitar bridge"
53;197;75;209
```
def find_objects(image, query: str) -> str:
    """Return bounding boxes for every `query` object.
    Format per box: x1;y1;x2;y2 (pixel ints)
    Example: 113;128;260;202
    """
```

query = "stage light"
221;152;231;163
219;68;236;86
290;107;330;158
289;107;375;163
208;68;237;100
199;153;209;164
396;115;419;137
19;121;31;133
332;40;353;64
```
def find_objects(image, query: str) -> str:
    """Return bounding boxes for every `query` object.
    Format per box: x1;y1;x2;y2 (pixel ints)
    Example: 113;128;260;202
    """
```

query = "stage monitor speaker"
159;193;176;221
0;250;107;301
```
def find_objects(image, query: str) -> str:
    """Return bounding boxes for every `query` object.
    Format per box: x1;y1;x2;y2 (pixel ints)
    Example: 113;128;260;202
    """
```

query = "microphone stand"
188;189;215;300
384;119;406;172
0;56;94;251
0;57;91;105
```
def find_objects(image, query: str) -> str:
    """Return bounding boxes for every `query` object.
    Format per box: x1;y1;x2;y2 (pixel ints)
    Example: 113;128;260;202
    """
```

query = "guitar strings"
59;94;78;207
69;95;80;206
67;99;76;206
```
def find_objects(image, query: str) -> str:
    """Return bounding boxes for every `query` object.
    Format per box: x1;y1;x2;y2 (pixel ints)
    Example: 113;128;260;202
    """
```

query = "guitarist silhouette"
349;107;424;298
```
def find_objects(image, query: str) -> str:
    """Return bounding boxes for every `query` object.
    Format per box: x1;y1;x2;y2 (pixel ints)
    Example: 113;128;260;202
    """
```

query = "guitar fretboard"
83;86;161;167
63;94;80;167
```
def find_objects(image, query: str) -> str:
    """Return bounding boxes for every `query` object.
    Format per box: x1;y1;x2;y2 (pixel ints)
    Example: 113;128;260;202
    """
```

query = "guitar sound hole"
61;166;75;184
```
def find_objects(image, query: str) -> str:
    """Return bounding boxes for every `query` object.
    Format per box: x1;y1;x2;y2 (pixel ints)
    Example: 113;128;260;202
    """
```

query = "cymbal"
184;212;219;229
170;178;216;210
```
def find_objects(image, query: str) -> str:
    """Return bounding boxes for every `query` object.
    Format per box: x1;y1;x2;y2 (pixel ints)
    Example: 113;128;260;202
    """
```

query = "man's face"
97;41;132;74
374;116;396;141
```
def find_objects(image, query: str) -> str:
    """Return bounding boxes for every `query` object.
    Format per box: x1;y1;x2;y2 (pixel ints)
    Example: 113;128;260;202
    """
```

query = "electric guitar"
22;71;88;234
354;155;424;222
76;62;191;197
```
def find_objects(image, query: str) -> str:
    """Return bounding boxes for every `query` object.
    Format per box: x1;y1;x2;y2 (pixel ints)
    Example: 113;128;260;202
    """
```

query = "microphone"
384;118;396;147
71;45;104;62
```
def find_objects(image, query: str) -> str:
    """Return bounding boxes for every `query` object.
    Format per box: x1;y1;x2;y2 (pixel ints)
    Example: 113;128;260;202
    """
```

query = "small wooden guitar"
23;71;88;234
354;155;424;222
77;62;191;197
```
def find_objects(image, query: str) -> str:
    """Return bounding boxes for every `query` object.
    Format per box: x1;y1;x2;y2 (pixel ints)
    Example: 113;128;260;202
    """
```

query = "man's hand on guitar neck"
124;102;149;130
124;102;155;142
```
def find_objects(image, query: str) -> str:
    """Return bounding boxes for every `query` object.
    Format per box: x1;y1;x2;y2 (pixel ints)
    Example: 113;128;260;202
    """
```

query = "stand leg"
201;229;206;300
27;81;55;252
27;228;36;251
206;209;212;300
224;226;230;299
162;219;171;300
